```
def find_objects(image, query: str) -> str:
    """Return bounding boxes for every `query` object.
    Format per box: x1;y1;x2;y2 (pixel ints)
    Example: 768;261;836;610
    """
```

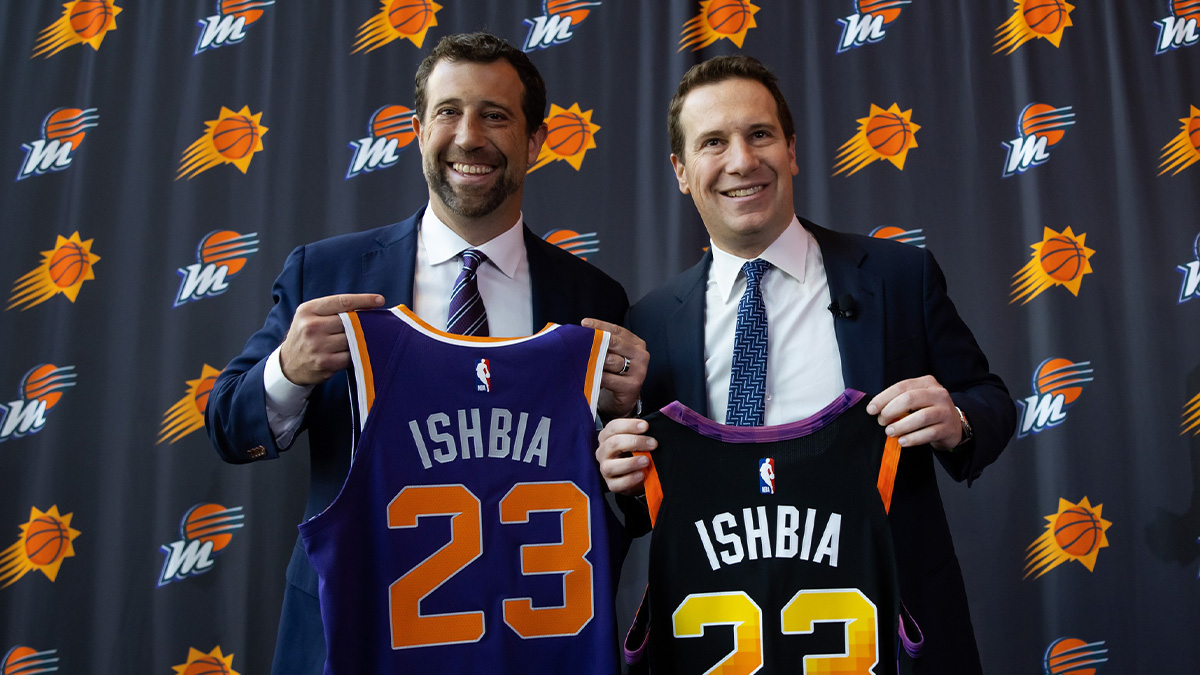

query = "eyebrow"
432;97;517;116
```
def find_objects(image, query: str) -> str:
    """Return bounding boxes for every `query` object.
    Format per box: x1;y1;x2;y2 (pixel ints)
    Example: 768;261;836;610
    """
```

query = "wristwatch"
954;406;974;448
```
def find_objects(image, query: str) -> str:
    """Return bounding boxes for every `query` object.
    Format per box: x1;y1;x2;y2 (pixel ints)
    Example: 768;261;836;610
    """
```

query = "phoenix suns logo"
1002;103;1075;177
1178;233;1200;303
0;506;80;589
1024;496;1110;579
529;103;600;173
177;106;268;180
16;107;99;181
158;365;222;444
353;0;442;53
173;647;240;675
8;232;100;311
1010;226;1094;304
347;105;416;179
2;646;60;673
175;231;258;306
32;0;122;58
870;225;925;247
523;0;601;51
1043;637;1109;674
195;0;275;54
1016;357;1092;438
1181;386;1200;436
679;0;760;52
995;0;1075;55
1155;0;1200;54
0;364;77;442
158;503;244;586
1158;105;1200;175
833;103;919;176
544;230;600;260
836;0;910;53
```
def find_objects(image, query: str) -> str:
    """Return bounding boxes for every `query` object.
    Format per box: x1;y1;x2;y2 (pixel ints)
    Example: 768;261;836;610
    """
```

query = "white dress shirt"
264;206;534;445
704;215;846;425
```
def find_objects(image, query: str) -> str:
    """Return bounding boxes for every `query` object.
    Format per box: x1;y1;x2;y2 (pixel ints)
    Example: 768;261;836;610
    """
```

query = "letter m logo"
836;13;886;53
1002;134;1051;177
158;539;217;586
523;14;575;51
0;399;49;441
195;14;248;54
17;139;74;181
1016;393;1067;438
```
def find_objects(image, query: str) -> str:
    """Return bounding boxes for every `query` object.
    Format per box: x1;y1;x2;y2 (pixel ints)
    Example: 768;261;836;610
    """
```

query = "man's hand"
866;374;963;451
279;294;385;385
582;319;648;419
595;417;657;495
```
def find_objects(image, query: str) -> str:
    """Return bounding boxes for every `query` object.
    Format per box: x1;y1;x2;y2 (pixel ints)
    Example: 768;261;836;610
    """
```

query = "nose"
725;136;760;175
454;114;485;150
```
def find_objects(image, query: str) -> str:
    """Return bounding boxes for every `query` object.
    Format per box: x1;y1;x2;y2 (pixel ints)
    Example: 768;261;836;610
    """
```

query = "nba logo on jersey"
475;358;491;392
758;458;775;494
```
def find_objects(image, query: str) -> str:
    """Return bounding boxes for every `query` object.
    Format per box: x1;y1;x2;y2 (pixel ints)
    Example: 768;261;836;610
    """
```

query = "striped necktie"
726;258;770;426
446;249;489;336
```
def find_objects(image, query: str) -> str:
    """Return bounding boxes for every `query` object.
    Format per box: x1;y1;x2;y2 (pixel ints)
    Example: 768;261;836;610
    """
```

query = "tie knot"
742;259;770;287
460;249;487;273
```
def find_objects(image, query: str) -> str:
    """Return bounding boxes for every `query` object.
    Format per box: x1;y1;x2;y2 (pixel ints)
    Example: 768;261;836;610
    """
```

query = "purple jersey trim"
659;389;865;443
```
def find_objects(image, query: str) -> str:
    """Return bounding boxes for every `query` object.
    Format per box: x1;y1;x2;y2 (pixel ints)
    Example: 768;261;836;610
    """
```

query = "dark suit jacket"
627;218;1015;674
205;207;630;675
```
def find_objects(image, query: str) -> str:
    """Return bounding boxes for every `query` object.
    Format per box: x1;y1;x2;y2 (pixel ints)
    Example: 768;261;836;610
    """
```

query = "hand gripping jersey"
300;305;620;675
627;390;921;675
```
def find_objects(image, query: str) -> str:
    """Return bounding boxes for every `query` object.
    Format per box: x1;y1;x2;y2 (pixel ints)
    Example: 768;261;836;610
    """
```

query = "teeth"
452;163;494;175
725;186;763;197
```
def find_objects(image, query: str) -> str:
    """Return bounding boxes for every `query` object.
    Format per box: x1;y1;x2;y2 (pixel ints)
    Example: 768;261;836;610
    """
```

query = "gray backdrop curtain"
2;0;1198;672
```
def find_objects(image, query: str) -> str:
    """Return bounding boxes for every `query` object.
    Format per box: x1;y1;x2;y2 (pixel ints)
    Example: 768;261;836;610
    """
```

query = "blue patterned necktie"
447;249;489;336
726;258;771;426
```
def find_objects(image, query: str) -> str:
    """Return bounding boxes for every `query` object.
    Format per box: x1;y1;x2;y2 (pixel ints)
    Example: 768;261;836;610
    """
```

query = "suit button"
247;445;266;459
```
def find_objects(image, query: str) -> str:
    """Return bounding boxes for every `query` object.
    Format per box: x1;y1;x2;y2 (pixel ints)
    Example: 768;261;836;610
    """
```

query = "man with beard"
205;32;646;675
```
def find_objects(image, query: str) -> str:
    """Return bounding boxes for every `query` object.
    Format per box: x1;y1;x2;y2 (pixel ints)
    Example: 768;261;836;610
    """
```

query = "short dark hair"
667;54;795;159
414;32;547;136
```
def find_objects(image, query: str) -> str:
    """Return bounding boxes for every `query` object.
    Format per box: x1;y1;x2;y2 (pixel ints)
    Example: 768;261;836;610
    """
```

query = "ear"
670;154;690;194
528;122;548;165
788;135;799;177
411;115;424;154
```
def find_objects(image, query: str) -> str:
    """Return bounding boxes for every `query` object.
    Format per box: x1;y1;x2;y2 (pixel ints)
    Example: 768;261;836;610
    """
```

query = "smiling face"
670;77;799;258
412;59;547;244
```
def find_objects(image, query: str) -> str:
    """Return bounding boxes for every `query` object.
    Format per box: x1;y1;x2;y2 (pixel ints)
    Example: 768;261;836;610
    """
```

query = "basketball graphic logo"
159;503;244;585
195;0;275;53
16;107;100;180
347;105;416;179
1024;497;1111;579
995;0;1075;55
0;506;80;589
544;229;600;260
870;225;925;248
1003;102;1076;177
833;103;920;176
1181;386;1200;436
175;230;259;306
2;646;60;674
352;0;443;53
523;0;602;51
679;0;761;52
177;106;268;180
1042;636;1109;675
32;0;122;58
158;365;223;444
529;103;600;173
1155;0;1200;54
8;233;100;311
836;0;911;53
1010;226;1095;304
1016;357;1092;437
0;364;78;442
172;647;240;675
1158;105;1200;175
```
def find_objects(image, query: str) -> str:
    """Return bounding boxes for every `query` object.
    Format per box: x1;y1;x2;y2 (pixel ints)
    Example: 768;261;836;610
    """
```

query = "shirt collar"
709;215;808;303
419;204;526;279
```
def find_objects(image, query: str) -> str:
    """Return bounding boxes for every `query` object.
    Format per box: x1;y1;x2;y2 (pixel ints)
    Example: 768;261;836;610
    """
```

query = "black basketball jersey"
631;390;917;675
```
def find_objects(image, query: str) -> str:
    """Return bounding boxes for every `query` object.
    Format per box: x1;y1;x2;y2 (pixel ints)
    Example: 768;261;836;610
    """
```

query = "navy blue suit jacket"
205;207;630;675
627;219;1015;674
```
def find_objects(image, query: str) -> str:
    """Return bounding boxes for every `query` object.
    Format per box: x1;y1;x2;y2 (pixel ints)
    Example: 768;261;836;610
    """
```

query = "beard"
424;153;522;220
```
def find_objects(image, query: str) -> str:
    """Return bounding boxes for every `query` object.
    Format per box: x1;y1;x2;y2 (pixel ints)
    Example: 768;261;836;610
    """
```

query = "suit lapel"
666;254;711;415
524;226;564;327
361;209;420;308
807;220;886;395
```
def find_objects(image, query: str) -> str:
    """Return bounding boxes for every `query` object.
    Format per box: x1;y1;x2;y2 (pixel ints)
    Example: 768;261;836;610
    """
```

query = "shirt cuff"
264;346;313;446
